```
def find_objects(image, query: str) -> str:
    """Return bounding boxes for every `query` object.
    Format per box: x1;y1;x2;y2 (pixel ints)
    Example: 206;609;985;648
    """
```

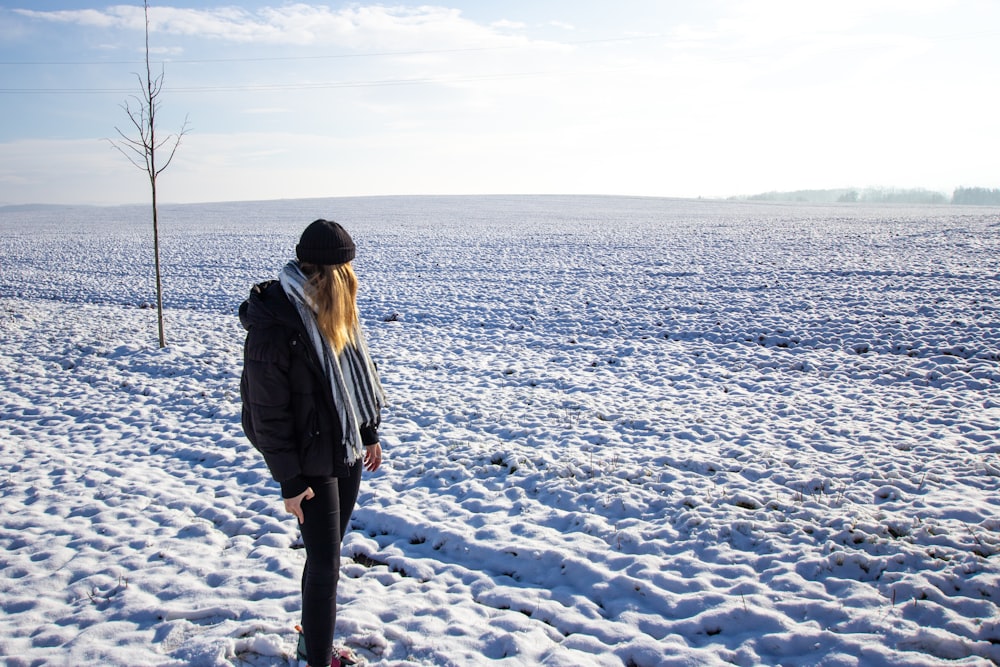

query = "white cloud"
13;7;136;29
491;19;526;30
14;4;548;49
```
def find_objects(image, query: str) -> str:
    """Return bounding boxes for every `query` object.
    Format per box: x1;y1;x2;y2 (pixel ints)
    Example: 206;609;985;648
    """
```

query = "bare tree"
109;0;189;348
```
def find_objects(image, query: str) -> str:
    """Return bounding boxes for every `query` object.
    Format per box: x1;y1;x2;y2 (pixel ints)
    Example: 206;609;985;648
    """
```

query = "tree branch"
155;115;190;176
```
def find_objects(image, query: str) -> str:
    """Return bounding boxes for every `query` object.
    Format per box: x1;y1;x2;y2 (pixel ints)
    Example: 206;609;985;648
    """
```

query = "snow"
1;194;999;666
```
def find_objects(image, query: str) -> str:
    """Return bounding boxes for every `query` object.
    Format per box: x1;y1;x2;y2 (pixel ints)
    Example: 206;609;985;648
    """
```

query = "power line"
0;27;994;67
0;67;583;94
1;28;994;95
0;34;663;67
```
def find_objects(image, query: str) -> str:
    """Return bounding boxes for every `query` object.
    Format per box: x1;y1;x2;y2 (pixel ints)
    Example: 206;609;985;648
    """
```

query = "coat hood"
239;280;302;332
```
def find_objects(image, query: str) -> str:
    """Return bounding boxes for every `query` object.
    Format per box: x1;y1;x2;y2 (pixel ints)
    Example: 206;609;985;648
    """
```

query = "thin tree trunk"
151;179;165;348
145;1;166;349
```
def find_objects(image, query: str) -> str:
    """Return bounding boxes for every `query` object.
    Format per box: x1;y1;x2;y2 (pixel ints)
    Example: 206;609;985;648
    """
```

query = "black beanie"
295;219;356;266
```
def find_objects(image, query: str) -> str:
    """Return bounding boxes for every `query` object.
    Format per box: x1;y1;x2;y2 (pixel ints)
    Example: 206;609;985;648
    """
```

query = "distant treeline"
732;187;1000;205
952;187;1000;205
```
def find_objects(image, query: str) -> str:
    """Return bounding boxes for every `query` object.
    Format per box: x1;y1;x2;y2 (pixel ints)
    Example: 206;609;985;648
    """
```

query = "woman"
239;219;385;667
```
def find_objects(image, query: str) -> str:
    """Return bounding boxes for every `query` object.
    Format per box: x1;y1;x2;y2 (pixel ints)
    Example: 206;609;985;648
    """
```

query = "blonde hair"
301;262;359;354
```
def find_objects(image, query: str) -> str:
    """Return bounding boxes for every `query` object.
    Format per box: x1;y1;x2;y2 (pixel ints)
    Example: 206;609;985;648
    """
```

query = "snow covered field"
1;195;999;666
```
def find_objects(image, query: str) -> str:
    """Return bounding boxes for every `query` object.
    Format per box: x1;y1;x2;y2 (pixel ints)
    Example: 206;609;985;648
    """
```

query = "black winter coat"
239;280;379;498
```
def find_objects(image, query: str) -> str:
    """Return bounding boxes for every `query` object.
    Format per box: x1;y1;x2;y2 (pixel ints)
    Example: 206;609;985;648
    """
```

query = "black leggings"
299;464;363;666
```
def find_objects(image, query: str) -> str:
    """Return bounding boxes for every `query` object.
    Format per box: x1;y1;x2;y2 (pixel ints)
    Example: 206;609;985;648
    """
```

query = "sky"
0;0;997;206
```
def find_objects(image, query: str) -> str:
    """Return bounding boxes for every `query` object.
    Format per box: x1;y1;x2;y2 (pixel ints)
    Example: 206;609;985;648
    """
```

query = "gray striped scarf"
279;261;386;466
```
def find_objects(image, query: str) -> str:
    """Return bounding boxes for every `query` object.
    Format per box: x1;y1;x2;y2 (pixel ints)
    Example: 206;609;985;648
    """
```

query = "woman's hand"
283;487;315;524
364;443;383;472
